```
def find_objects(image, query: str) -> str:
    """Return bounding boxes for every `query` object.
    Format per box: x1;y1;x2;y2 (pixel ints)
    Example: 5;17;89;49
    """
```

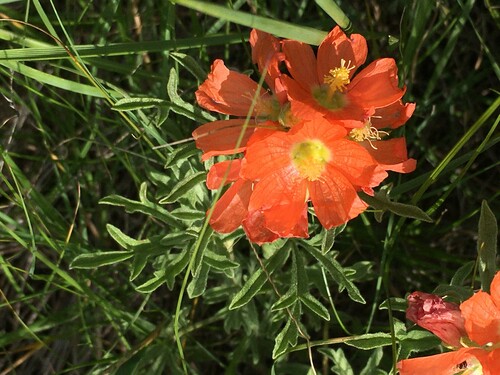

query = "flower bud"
406;291;467;347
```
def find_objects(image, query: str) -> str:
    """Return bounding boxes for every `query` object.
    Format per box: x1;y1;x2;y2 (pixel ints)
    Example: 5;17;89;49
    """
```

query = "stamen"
324;59;355;93
349;120;389;149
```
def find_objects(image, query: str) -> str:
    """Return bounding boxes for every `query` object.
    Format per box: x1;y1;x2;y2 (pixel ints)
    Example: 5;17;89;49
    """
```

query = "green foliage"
0;0;498;374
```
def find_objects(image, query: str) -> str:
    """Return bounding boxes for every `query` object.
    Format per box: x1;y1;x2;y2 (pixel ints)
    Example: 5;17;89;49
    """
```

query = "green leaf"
135;270;168;293
170;52;208;81
360;347;384;375
271;287;297;311
379;297;407;312
106;224;143;249
344;332;393;350
70;251;133;269
100;183;184;229
229;246;290;310
450;261;475;286
321;225;345;254
359;190;433;223
112;97;167;111
300;293;330;321
203;249;239;271
166;67;216;122
272;317;298;359
130;253;150;281
166;250;192;290
302;243;365;304
187;262;210;298
397;329;441;359
158;171;206;204
191;226;213;278
319;348;354;375
172;0;327;45
477;200;498;292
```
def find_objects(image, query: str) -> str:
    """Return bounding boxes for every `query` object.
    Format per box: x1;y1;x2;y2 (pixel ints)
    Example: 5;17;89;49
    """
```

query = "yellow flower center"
291;140;331;181
348;120;389;149
324;59;355;93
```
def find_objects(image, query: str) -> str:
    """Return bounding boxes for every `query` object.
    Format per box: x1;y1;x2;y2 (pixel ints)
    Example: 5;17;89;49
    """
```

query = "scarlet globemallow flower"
239;117;388;242
398;271;500;375
281;26;410;130
405;292;467;347
193;29;289;237
193;29;287;161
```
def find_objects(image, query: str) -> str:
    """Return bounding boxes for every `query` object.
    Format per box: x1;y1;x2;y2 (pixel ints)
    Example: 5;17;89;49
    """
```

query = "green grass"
0;0;498;374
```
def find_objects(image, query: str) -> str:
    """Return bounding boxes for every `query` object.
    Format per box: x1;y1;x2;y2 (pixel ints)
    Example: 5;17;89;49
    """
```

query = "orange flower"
282;26;409;129
398;272;500;374
193;29;287;161
239;118;387;241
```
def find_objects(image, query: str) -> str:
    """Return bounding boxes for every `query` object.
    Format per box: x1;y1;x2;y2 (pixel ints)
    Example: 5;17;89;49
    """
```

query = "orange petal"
317;26;367;80
282;40;319;90
324;100;369;129
195;59;269;116
206;159;241;190
397;348;488;375
490;271;500;308
250;29;283;93
327;139;388;187
371;101;416;129
242;209;280;245
209;179;252;233
348;58;405;108
192;119;255;161
309;166;368;228
361;138;417;173
460;289;500;345
240;130;293;181
248;169;308;237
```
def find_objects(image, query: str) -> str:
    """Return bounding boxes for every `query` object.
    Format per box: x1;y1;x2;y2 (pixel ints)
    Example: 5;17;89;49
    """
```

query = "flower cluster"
398;272;500;374
194;27;416;244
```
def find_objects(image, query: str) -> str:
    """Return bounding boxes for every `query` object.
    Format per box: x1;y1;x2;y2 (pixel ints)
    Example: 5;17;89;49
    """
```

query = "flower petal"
361;138;417;173
317;26;367;80
371;101;416;129
248;168;309;238
397;348;487;375
209;179;252;233
327;139;388;187
250;28;283;94
196;59;269;116
348;58;405;108
240;129;294;181
192;119;255;161
206;159;242;190
242;210;280;245
309;166;368;228
460;288;500;346
282;40;319;90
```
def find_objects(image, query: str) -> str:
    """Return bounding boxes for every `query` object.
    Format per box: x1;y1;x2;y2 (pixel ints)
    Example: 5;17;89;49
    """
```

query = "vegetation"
0;1;498;374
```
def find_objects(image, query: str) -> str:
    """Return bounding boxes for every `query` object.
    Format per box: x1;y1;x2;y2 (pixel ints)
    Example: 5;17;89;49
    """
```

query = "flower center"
348;120;389;149
291;139;331;181
324;59;355;93
278;103;299;129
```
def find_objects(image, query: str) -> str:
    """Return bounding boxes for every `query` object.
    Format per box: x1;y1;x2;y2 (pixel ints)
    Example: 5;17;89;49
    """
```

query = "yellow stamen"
324;59;355;93
349;120;389;149
291;140;331;181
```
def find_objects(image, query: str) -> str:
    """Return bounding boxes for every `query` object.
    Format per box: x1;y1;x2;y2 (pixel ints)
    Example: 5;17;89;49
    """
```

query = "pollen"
349;120;389;149
291;139;331;181
324;59;355;93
